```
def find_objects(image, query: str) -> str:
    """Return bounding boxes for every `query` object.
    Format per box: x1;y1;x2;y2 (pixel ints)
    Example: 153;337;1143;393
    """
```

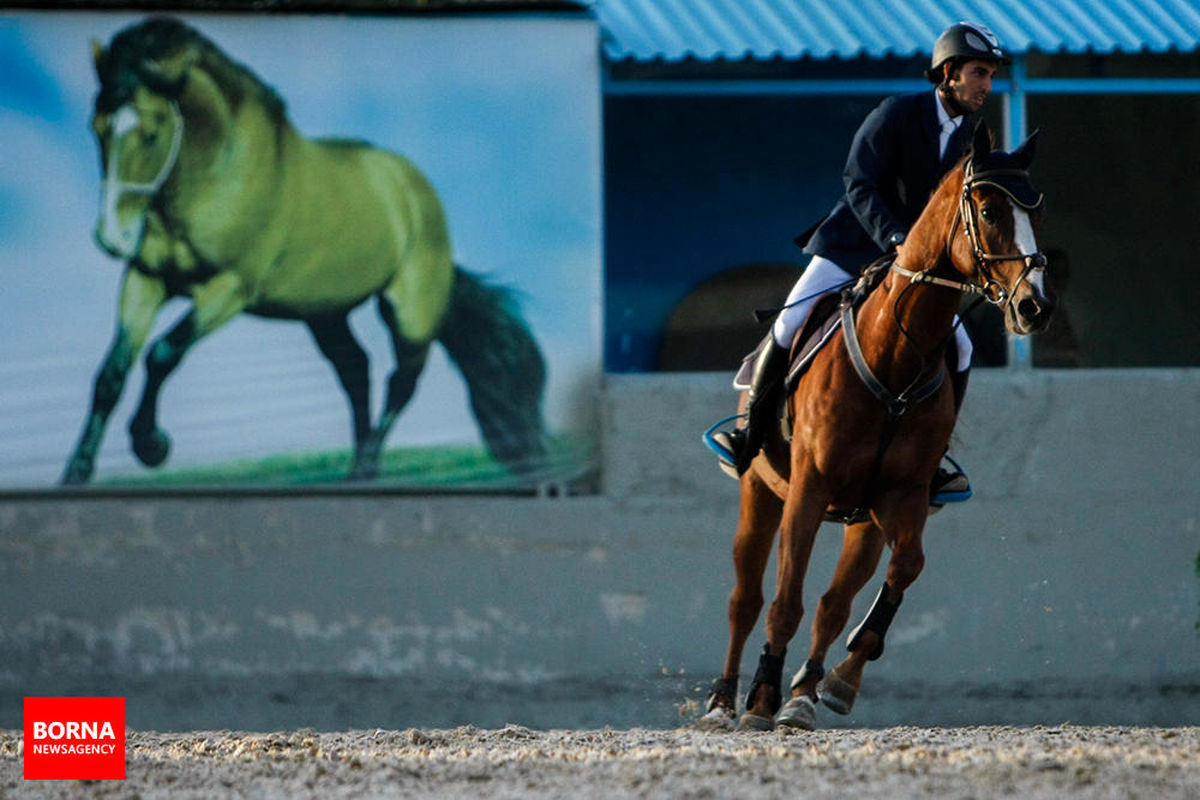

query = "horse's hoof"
346;454;381;482
736;712;775;732
347;447;381;481
775;696;817;731
696;706;736;732
132;429;170;467
816;670;858;716
61;459;93;485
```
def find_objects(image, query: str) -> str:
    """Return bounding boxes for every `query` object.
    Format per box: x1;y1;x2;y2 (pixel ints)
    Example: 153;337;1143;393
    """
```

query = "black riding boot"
713;335;790;475
950;366;969;415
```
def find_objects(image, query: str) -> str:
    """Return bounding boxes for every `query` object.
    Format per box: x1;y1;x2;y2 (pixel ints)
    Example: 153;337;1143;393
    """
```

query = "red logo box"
24;697;125;780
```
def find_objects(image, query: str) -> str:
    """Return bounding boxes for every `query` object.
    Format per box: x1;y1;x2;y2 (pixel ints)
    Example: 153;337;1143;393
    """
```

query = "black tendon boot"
713;335;790;475
931;367;971;503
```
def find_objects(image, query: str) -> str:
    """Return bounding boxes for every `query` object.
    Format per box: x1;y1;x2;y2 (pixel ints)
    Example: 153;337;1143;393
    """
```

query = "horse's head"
90;19;202;260
950;122;1057;335
95;18;279;263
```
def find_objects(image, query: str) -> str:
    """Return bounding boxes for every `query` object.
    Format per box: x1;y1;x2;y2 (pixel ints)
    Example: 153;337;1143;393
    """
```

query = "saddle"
733;254;893;393
721;252;958;521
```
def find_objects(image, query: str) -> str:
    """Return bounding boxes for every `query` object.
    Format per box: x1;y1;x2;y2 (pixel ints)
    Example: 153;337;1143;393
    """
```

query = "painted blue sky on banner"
0;12;601;487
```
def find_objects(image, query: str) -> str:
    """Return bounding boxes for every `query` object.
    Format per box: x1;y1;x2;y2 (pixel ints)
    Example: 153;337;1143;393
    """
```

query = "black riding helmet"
924;21;1010;84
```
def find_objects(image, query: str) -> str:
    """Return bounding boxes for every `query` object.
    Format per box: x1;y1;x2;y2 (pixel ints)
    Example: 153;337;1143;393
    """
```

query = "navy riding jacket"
803;90;974;273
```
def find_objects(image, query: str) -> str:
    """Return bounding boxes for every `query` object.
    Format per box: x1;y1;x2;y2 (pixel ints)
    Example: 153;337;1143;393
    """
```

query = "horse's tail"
438;266;548;475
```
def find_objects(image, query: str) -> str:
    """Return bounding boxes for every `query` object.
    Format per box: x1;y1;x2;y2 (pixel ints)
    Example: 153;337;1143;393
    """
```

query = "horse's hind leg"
779;520;884;722
699;470;783;731
128;272;247;468
372;234;450;457
366;293;431;472
305;314;373;480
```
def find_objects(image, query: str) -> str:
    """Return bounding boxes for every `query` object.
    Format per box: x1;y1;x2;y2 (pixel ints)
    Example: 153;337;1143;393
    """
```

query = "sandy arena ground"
3;725;1199;798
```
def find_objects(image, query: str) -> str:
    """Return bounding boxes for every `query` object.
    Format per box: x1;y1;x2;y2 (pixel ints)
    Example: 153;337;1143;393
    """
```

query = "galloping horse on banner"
62;17;546;484
700;122;1055;731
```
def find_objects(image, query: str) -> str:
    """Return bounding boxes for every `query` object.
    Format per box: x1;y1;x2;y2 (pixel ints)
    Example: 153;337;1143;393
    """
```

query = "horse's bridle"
892;157;1046;309
839;155;1047;518
99;101;184;257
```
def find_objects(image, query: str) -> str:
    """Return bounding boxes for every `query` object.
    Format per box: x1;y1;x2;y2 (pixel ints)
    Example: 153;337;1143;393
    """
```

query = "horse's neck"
179;65;288;170
855;206;963;384
158;65;293;266
169;66;292;215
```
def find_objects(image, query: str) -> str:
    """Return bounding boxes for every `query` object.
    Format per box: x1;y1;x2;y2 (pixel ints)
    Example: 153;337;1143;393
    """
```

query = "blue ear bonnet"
966;147;1044;210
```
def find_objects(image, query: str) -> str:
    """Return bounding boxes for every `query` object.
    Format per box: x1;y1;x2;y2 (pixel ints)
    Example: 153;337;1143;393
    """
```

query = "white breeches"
772;255;973;373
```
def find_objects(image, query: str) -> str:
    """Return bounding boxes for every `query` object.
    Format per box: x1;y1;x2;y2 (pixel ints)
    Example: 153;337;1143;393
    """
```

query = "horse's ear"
138;47;198;96
1013;128;1040;168
91;38;106;77
971;120;992;158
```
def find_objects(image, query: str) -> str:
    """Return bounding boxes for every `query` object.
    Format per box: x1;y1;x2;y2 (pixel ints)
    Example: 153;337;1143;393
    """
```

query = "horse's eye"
980;206;996;224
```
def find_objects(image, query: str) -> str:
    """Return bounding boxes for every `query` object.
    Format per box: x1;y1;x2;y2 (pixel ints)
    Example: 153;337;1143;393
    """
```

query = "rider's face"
947;59;998;114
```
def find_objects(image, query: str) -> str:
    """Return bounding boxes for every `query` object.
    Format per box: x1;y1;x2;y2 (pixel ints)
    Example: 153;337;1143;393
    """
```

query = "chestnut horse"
700;122;1055;731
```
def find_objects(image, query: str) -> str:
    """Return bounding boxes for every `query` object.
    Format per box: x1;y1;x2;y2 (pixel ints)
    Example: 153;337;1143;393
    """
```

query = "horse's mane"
922;156;968;227
934;155;969;200
97;16;286;125
897;154;968;273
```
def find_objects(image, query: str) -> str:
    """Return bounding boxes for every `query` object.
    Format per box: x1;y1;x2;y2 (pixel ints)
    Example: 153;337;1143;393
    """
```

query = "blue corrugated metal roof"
595;0;1200;62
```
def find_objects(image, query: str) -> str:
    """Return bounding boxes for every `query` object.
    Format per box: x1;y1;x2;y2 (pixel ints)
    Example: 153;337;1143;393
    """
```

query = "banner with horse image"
0;12;602;490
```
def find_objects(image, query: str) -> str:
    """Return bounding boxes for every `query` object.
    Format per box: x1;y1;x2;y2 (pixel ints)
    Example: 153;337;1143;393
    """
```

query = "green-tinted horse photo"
63;17;546;484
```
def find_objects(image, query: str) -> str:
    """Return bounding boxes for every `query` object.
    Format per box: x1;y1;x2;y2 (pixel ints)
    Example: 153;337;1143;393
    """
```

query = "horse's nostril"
1018;298;1041;321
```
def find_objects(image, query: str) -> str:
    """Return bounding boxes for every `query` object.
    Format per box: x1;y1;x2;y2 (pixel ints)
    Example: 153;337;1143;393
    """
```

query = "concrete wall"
2;370;1197;730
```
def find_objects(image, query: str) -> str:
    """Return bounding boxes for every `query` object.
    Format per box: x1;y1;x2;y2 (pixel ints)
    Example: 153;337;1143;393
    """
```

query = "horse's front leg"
62;268;167;484
739;468;828;731
129;272;248;468
819;492;929;716
698;469;782;731
776;519;885;729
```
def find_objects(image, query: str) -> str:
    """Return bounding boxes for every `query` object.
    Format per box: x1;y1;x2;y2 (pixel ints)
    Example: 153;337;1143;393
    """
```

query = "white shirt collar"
935;89;962;131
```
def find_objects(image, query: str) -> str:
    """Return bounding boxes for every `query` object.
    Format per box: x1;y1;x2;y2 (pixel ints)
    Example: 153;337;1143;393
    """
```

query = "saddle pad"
732;293;845;391
784;305;843;391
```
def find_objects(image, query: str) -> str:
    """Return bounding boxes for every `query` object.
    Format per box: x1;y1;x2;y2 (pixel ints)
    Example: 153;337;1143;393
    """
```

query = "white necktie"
940;118;960;159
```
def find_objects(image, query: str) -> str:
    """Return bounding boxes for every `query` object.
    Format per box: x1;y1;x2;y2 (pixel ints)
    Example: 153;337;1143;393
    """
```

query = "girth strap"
839;299;947;517
839;300;946;416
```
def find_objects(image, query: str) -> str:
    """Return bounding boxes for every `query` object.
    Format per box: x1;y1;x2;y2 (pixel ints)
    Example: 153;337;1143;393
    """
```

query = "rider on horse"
714;21;1010;504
